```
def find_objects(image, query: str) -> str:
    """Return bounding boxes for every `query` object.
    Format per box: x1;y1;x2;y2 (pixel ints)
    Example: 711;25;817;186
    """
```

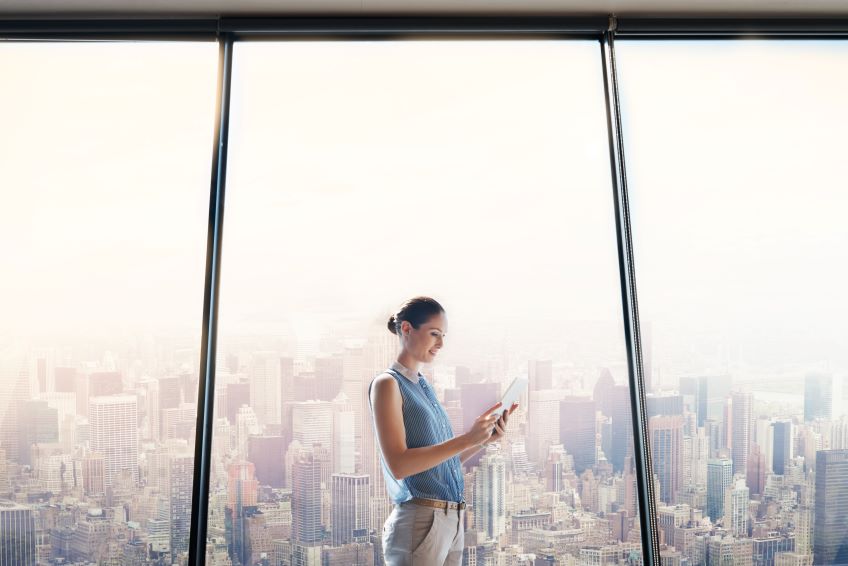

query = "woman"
368;296;517;565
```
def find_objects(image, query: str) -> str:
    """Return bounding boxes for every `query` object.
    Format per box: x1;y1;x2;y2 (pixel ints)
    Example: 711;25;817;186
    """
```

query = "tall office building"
814;449;848;565
528;390;563;465
331;473;370;545
315;355;344;402
679;375;731;428
293;450;323;545
334;409;356;474
706;458;733;523
292;400;334;470
88;395;139;487
248;435;285;488
528;360;553;392
805;373;840;422
772;421;793;475
650;415;684;505
731;392;753;478
17;400;58;466
169;453;193;557
646;394;684;419
724;479;749;537
609;385;634;473
474;445;507;541
250;351;281;427
559;397;596;473
225;381;251;424
0;500;35;565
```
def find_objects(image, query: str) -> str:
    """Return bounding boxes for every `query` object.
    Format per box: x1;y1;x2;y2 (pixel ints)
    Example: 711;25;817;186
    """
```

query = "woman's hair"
387;296;445;336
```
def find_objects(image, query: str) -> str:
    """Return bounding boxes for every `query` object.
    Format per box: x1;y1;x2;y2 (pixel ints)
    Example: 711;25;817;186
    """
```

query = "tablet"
495;376;528;417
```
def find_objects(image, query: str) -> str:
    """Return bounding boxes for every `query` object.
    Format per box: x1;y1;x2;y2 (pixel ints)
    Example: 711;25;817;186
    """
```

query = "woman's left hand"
483;402;518;445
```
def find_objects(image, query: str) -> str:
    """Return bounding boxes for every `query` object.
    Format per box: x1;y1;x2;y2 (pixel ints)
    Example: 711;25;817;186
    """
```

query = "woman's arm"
370;373;500;480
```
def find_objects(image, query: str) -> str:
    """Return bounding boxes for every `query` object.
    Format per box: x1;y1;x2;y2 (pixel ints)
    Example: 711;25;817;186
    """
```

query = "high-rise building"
772;421;794;475
724;479;749;537
293;450;323;545
528;360;553;392
746;444;767;496
679;375;731;428
292;400;334;469
528;390;562;466
814;449;848;565
250;351;281;427
559;397;596;473
225;381;251;424
88;395;139;487
609;385;634;473
805;373;840;422
315;355;344;402
0;500;36;566
331;473;370;545
474;445;507;541
647;394;684;419
247;435;285;488
169;453;193;557
706;458;733;523
650;415;684;505
17;400;58;466
731;392;753;477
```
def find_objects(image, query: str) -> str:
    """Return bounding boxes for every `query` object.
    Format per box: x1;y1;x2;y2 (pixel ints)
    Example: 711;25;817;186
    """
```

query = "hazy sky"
3;39;846;379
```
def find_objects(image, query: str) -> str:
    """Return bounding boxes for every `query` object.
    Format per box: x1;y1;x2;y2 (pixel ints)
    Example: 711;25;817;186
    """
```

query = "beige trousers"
382;501;465;565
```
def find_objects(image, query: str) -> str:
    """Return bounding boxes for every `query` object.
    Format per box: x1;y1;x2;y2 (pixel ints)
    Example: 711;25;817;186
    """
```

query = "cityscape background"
1;39;847;566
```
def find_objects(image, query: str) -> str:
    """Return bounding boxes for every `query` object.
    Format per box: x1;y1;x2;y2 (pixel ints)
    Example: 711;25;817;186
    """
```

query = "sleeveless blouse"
368;365;465;504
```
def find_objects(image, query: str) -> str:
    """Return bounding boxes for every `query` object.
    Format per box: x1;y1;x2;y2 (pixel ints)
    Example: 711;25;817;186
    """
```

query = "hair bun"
387;315;398;335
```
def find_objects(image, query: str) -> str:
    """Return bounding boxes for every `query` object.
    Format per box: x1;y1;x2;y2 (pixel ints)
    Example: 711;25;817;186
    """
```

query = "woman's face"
402;312;447;364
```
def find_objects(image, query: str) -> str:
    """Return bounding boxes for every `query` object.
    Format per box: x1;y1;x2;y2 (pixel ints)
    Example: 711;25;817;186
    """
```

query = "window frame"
3;16;848;565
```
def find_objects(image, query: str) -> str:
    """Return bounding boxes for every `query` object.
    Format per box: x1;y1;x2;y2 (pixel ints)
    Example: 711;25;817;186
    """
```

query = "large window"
617;40;848;564
0;42;217;564
207;40;644;565
4;24;847;566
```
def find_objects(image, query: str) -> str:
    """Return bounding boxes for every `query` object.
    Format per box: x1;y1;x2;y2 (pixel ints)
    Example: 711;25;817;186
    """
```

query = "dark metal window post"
189;32;234;565
601;20;661;565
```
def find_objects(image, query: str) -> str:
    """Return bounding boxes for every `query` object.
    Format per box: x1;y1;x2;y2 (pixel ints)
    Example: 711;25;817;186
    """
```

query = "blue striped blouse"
368;361;465;504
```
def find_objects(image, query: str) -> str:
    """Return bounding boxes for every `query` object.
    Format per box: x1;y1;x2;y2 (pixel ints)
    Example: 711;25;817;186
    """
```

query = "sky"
2;38;846;379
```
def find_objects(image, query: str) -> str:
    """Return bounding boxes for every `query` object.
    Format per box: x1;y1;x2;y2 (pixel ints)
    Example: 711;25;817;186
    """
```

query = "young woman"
368;296;517;565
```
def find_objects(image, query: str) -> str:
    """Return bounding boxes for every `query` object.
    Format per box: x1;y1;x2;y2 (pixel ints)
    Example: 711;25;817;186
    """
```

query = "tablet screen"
496;376;528;416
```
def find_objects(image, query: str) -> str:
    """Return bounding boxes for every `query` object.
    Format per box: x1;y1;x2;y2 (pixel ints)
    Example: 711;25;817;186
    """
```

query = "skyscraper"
293;450;323;545
805;373;840;422
706;458;733;523
772;421;793;475
169;452;193;557
0;500;35;566
814;449;848;565
331;473;369;546
680;375;731;428
88;395;139;487
559;397;596;473
250;351;281;427
650;415;684;505
609;385;634;473
528;360;553;392
474;445;507;541
724;478;749;537
731;391;753;478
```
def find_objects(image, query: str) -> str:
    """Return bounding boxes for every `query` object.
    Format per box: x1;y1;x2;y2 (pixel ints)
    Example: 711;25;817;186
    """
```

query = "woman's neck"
396;351;421;375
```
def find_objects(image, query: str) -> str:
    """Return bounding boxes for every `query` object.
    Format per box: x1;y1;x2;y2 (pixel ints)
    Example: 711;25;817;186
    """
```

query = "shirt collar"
390;360;422;383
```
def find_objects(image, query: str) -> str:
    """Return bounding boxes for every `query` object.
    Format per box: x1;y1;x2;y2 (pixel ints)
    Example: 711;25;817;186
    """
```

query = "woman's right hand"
463;402;503;447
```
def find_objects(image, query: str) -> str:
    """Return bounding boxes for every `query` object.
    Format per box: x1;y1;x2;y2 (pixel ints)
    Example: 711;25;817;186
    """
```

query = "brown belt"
406;496;466;511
